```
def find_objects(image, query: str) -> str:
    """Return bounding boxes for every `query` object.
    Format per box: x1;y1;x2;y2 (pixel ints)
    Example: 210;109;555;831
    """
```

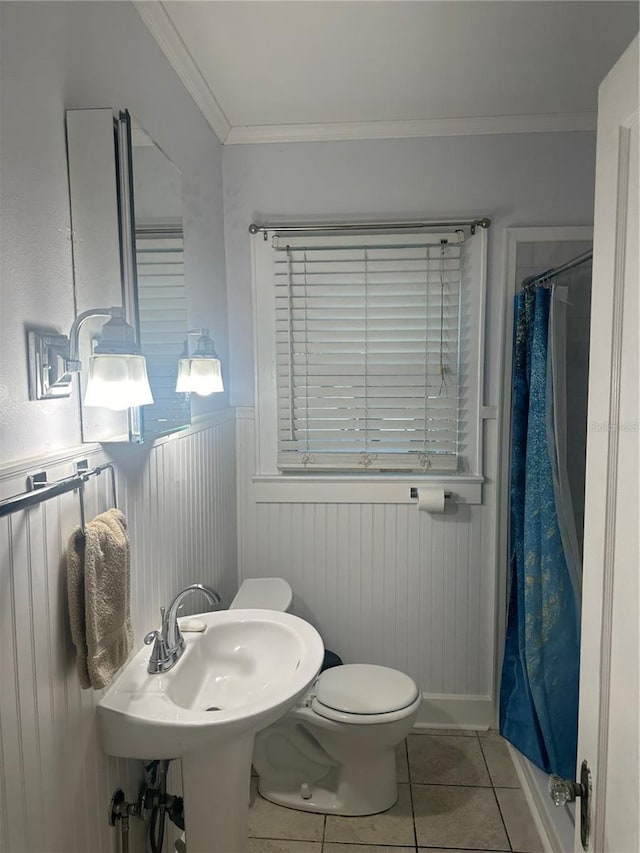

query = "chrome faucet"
144;583;221;674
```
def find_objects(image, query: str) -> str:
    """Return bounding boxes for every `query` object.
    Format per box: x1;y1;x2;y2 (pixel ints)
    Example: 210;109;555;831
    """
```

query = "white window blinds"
273;232;464;472
135;230;188;433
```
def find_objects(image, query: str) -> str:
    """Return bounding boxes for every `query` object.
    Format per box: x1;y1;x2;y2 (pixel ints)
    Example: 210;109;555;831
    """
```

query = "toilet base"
257;748;398;816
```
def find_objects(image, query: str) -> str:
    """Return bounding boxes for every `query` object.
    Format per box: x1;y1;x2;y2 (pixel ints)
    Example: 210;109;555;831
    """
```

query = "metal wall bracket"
27;331;73;400
26;471;48;491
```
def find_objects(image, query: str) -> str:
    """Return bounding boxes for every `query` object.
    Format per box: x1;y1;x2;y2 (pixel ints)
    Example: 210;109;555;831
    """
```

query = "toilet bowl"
230;578;421;816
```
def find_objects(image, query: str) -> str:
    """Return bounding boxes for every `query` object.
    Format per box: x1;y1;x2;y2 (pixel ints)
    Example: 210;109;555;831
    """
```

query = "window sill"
251;474;484;505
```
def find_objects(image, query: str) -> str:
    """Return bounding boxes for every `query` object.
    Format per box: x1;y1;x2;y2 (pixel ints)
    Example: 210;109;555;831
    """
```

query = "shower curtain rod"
526;249;593;288
249;217;491;236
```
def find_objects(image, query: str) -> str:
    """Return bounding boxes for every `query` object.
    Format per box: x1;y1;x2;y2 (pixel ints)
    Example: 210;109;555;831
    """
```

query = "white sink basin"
98;608;324;760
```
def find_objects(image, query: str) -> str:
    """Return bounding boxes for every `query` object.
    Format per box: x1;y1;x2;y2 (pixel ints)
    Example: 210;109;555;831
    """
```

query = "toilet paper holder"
410;487;453;501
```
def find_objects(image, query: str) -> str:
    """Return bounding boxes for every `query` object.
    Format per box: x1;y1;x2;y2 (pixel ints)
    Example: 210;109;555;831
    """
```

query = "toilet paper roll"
416;487;446;514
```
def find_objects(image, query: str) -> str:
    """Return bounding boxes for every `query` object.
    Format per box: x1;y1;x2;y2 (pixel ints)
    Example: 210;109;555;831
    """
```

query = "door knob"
548;760;592;850
548;774;585;805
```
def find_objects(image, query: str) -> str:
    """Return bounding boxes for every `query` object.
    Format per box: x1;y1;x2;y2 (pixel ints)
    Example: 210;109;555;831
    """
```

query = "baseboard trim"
414;693;493;730
508;744;574;853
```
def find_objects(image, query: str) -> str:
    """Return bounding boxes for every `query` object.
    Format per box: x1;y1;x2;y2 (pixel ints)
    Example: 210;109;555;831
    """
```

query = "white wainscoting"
0;412;237;853
236;409;498;728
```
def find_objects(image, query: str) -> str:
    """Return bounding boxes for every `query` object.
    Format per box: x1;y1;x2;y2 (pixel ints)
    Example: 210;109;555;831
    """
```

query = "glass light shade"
176;357;224;395
84;354;154;410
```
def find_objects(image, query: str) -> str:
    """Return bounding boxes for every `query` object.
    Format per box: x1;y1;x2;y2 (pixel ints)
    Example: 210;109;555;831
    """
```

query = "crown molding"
132;5;596;147
224;112;597;145
133;0;231;144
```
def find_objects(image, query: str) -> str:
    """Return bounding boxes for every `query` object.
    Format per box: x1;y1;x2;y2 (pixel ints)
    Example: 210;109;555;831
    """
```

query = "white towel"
66;508;134;690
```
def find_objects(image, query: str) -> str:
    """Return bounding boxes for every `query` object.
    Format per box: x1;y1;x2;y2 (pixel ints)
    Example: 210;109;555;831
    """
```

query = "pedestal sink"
97;608;324;853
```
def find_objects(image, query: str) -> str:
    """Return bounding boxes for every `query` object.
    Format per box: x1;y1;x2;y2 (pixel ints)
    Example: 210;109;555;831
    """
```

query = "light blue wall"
223;131;597;407
0;0;228;464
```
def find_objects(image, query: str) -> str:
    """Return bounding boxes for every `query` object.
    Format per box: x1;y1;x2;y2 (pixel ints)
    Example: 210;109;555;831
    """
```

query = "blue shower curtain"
500;285;581;781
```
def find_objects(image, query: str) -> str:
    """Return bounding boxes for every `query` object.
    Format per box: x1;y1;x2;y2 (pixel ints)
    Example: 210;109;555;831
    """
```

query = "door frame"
495;225;594;852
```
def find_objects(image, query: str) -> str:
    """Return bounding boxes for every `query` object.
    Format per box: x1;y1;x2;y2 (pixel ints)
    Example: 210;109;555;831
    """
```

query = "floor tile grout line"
478;732;514;852
322;844;416;849
411;728;479;736
322;843;416;848
479;734;523;791
478;731;495;788
413;782;495;789
474;728;493;789
405;737;419;851
249;835;324;843
492;785;515;852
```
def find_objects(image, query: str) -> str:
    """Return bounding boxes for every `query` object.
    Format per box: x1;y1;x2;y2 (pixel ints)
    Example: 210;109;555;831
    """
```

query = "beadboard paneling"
236;411;497;703
0;413;237;853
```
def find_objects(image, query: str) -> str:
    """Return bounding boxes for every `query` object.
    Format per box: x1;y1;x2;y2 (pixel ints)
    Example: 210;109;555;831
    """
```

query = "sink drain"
205;706;222;712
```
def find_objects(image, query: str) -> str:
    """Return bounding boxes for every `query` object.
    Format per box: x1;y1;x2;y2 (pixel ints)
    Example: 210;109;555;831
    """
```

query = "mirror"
65;109;191;444
130;117;191;440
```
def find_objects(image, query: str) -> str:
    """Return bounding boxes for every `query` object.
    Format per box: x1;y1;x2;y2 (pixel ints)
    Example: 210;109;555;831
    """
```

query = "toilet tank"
229;578;293;612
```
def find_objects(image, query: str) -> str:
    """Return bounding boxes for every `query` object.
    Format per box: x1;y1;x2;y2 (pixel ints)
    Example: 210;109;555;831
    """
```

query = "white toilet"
230;578;421;816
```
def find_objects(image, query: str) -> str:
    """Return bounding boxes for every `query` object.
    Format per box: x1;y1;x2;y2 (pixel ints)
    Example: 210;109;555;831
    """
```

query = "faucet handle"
144;630;171;673
144;629;161;646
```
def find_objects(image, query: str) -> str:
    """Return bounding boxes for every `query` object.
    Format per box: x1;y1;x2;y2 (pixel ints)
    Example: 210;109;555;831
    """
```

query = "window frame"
251;226;488;504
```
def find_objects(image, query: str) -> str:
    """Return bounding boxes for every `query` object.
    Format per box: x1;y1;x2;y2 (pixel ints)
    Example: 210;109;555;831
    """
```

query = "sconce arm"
67;307;119;369
182;328;217;359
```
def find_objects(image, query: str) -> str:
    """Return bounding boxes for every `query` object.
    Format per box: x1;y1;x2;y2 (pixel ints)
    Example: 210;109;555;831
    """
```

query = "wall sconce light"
28;307;154;411
175;329;224;396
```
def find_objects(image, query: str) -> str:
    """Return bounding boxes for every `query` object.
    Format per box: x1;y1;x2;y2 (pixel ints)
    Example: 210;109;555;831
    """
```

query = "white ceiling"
138;1;639;144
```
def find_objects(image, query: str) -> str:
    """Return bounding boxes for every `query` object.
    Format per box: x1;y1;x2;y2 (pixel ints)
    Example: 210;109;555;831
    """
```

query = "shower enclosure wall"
506;237;592;852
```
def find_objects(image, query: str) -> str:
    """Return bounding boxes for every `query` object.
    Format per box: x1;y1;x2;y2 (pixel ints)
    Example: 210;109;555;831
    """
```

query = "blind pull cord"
439;244;448;396
363;248;369;461
303;249;309;455
423;246;431;457
286;246;294;440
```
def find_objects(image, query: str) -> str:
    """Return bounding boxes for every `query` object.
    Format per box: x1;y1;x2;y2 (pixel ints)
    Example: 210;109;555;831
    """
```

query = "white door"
576;35;639;853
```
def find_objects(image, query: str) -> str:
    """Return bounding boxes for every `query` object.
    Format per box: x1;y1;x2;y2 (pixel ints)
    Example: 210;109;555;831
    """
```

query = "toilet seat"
311;664;420;724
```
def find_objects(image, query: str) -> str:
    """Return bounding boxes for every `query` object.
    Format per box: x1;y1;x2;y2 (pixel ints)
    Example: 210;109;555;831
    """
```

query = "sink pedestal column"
182;734;255;853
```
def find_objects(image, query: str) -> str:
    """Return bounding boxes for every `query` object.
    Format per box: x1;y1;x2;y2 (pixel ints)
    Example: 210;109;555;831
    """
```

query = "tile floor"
248;730;544;853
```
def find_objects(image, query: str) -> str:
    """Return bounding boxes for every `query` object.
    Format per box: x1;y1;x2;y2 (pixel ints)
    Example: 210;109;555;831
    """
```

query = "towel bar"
0;460;117;528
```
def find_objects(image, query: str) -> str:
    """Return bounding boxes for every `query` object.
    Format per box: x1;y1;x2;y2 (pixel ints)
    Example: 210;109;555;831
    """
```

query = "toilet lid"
315;664;419;715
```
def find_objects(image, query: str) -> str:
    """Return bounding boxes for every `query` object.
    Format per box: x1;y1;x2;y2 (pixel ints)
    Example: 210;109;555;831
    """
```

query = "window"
252;226;486;479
